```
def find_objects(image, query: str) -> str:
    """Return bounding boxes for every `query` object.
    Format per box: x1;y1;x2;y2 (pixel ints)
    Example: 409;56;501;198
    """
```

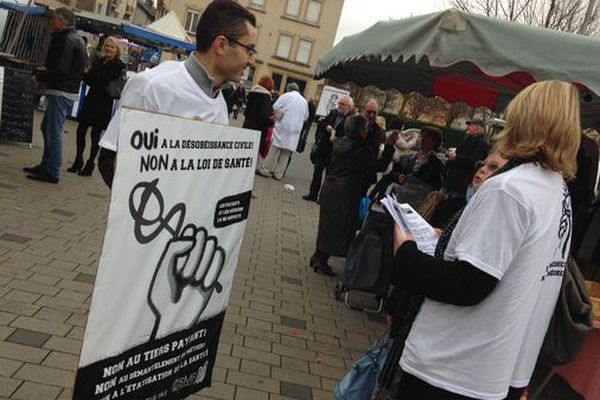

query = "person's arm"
36;38;76;85
98;148;116;188
392;241;498;306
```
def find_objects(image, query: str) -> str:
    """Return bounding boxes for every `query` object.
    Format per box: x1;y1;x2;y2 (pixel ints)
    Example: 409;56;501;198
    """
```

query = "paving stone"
10;316;71;337
3;289;41;304
72;272;95;284
0;357;22;377
11;381;62;400
42;336;82;355
0;341;49;363
0;375;21;396
280;316;306;330
272;368;321;389
240;359;271;378
49;209;76;217
41;351;79;371
34;308;72;323
5;329;51;347
0;233;31;244
14;363;74;388
281;276;302;286
234;386;269;400
280;381;313;400
0;182;18;190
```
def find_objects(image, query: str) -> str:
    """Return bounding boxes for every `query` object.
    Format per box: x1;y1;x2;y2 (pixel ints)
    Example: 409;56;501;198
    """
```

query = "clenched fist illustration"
148;224;226;339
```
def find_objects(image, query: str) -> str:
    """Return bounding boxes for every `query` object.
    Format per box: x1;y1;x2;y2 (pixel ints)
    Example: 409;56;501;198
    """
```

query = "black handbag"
343;210;394;297
537;256;594;366
106;69;127;99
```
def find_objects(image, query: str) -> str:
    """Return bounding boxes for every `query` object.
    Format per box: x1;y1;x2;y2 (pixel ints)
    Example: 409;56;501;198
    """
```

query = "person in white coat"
257;82;308;180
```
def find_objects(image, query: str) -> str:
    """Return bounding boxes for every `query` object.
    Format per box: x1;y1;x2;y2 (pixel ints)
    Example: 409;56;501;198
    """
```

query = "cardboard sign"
316;85;350;117
73;108;259;400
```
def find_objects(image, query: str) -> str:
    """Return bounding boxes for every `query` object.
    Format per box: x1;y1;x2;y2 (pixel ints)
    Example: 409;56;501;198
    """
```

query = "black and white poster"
74;108;260;400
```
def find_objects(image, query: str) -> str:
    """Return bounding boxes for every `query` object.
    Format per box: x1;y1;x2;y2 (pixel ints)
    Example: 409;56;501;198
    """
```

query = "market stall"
0;2;50;143
315;9;600;127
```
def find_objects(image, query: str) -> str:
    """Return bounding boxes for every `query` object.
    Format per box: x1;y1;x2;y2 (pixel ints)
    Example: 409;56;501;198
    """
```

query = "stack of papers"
380;194;439;256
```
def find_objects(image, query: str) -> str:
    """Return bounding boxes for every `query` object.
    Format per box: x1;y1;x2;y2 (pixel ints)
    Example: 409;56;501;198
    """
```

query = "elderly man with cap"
442;118;491;197
257;82;308;180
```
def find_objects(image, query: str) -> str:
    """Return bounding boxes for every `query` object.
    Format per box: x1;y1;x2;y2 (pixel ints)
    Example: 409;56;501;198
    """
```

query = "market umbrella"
315;9;600;127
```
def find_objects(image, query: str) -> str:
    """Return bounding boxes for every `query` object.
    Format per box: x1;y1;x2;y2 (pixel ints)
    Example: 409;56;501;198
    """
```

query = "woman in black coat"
68;36;125;176
310;115;398;276
243;75;274;164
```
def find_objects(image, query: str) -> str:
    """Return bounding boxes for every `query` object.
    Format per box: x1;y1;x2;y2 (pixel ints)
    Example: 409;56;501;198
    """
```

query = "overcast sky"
335;0;451;43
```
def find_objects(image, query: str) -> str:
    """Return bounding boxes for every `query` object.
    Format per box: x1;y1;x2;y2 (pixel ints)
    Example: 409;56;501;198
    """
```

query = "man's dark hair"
196;0;256;53
53;7;76;27
344;114;368;139
421;126;443;151
389;118;404;131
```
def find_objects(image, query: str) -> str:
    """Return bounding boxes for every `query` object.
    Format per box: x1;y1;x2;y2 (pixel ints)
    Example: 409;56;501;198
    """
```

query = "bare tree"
450;0;600;36
445;101;471;127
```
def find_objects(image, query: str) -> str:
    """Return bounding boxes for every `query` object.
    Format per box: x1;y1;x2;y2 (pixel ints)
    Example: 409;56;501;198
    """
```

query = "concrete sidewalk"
0;112;387;400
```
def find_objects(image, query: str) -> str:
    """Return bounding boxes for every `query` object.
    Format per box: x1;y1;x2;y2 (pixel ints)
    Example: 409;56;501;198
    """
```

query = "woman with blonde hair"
390;80;580;400
68;36;125;176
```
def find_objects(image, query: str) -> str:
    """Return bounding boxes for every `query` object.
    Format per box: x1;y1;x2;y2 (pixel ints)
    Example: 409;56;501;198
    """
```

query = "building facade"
36;0;138;21
156;0;344;101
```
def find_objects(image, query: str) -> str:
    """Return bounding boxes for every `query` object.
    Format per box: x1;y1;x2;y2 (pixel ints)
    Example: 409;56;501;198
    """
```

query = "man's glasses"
224;36;257;56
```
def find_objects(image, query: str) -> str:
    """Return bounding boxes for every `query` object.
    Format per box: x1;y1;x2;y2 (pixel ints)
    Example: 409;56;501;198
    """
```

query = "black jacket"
243;85;274;154
443;134;490;194
393;152;445;190
316;135;394;257
79;57;125;129
36;27;86;94
313;109;346;164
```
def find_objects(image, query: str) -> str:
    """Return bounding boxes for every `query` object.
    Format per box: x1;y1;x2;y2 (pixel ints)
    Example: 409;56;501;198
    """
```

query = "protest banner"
316;85;350;117
73;108;259;400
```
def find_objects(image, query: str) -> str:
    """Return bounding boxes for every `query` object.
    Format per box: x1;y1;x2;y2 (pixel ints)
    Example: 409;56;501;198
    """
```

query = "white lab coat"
271;91;309;152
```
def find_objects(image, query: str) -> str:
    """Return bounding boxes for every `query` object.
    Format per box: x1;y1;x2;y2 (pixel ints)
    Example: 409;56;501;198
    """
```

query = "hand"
386;130;400;146
148;224;226;339
434;228;443;237
326;125;334;133
393;224;415;256
30;75;38;84
36;66;47;72
386;314;393;326
397;174;407;184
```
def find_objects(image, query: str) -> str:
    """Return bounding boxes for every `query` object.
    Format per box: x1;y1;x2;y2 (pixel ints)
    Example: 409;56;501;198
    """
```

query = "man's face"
362;102;378;123
50;15;65;32
220;21;257;83
337;97;351;115
466;123;482;136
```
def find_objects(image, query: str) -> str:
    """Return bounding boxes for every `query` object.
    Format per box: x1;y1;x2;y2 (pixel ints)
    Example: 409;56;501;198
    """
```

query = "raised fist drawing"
148;223;226;339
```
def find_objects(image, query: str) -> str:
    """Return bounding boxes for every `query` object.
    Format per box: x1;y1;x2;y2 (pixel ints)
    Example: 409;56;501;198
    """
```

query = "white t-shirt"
99;61;229;152
400;163;572;400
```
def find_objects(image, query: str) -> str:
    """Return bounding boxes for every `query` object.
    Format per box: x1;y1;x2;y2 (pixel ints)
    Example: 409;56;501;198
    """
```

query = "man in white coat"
257;82;308;180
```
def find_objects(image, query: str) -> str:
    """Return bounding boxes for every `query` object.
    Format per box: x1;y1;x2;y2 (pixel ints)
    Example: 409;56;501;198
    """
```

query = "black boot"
67;158;83;173
79;160;95;176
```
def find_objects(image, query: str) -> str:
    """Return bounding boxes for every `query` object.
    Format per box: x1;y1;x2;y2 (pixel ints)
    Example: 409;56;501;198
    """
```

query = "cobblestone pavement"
0;112;388;400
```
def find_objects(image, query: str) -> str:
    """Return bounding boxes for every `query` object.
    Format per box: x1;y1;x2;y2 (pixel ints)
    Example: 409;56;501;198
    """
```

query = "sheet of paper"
380;195;439;256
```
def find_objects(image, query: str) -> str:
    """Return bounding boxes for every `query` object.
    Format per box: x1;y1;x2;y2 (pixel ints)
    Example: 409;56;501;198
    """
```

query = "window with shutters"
276;34;293;58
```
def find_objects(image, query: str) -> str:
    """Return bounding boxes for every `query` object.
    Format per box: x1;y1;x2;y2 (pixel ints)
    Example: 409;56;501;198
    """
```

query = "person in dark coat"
568;134;599;255
369;126;445;202
362;99;387;195
310;114;399;276
68;36;125;176
243;75;274;164
442;118;490;196
303;95;353;201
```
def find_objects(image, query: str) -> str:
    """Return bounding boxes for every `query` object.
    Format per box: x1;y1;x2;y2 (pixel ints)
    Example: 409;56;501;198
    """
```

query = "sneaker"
256;168;270;177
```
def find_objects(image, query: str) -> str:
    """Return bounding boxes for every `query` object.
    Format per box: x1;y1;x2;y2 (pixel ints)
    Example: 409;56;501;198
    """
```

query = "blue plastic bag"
334;330;390;400
358;196;372;226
